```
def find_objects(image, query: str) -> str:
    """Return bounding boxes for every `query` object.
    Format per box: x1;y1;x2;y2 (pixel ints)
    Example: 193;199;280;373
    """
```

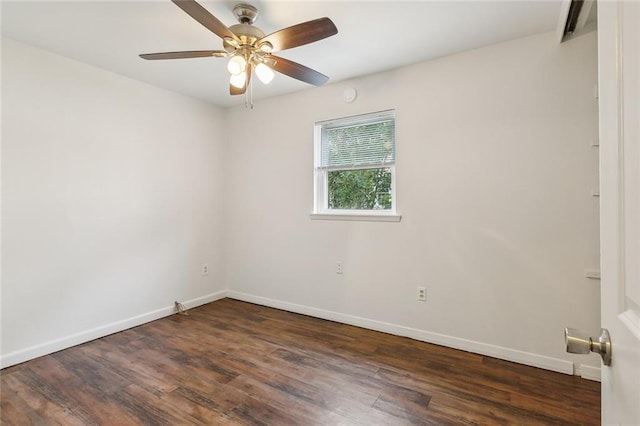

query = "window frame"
311;110;401;222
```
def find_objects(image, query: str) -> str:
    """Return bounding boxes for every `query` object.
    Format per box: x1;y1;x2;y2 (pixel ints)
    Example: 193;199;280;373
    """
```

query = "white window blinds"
319;110;395;169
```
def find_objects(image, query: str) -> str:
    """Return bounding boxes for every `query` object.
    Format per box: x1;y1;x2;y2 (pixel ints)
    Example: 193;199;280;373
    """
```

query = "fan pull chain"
244;73;254;109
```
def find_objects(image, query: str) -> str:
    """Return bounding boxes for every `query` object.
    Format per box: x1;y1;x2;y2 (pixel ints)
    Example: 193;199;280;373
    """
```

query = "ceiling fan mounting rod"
233;4;258;25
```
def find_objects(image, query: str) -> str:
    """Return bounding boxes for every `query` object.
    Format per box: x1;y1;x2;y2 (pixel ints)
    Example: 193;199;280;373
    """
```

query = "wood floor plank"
166;385;245;421
372;383;432;424
0;298;600;425
17;355;141;425
267;347;383;401
1;369;89;425
227;374;343;425
0;382;49;425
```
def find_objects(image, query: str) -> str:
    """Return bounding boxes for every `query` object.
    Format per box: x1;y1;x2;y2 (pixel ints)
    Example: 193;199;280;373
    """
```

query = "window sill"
310;212;402;222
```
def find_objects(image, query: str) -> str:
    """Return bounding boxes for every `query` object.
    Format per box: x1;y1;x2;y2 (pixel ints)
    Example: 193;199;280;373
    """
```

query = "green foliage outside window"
328;168;392;210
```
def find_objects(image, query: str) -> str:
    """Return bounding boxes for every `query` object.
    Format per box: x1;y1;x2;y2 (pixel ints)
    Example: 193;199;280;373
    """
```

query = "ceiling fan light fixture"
230;71;247;89
227;55;247;75
139;0;338;98
255;63;275;85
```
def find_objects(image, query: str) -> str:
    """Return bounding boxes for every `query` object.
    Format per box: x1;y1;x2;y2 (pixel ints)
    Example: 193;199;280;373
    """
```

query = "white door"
598;1;640;424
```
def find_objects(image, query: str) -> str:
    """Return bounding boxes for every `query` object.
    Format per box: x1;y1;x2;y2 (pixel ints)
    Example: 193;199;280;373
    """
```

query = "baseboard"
579;364;602;381
227;291;575;376
0;290;227;369
3;289;592;380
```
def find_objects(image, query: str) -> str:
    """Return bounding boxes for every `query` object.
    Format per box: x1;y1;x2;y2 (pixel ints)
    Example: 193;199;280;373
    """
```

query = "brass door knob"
564;327;612;366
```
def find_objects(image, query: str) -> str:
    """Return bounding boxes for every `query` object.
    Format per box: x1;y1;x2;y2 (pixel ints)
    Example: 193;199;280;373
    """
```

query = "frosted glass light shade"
227;56;247;75
230;71;247;88
255;63;275;84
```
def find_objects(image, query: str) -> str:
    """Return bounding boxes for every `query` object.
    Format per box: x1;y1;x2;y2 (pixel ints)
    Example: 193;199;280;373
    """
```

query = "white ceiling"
1;1;563;108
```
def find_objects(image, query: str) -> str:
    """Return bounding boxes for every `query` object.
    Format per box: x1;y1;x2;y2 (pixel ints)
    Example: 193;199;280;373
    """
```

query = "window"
313;110;400;221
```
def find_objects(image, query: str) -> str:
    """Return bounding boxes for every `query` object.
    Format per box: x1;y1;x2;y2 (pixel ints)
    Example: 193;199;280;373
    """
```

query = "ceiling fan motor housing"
224;23;266;52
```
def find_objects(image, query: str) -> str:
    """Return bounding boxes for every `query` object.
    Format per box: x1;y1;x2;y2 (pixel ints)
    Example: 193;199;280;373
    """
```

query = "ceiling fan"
140;0;338;97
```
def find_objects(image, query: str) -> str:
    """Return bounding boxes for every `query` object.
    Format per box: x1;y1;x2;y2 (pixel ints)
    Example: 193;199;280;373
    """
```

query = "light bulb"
227;56;246;75
255;63;275;85
230;71;247;89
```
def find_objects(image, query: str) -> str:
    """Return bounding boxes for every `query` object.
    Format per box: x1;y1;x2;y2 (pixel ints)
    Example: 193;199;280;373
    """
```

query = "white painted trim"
2;290;589;379
556;0;573;42
0;290;227;369
557;0;597;43
310;213;402;222
226;291;574;375
580;364;602;382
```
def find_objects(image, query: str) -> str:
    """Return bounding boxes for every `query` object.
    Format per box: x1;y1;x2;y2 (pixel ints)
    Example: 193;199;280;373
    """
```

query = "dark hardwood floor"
1;298;600;425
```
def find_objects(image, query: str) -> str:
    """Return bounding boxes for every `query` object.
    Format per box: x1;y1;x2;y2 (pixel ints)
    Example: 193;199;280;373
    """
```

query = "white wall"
1;38;227;366
224;31;602;376
1;30;601;377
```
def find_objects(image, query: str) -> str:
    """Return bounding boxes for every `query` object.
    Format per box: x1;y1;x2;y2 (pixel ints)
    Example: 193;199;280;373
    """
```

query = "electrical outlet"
336;261;344;274
201;263;209;276
417;286;426;301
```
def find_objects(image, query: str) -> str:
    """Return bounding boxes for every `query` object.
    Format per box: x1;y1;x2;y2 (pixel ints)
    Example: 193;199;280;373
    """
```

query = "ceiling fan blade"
139;50;227;60
269;55;329;86
230;64;252;96
258;17;337;52
171;0;240;43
